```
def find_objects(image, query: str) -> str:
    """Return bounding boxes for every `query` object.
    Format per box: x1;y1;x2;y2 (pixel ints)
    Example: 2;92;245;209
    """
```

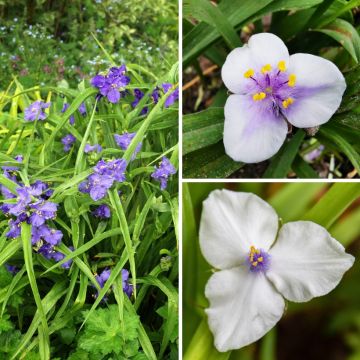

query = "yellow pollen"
252;261;258;267
261;64;272;74
282;97;294;109
244;69;255;78
278;60;286;72
258;257;263;263
288;74;296;87
252;92;266;101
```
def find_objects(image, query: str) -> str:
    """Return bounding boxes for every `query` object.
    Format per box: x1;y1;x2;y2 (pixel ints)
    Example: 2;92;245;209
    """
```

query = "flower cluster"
91;65;130;103
79;158;127;201
24;100;51;121
0;165;70;267
151;156;177;190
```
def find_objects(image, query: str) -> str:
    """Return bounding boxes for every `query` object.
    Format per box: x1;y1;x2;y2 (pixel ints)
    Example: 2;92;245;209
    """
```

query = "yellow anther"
252;92;266;101
252;261;258;267
288;74;296;87
282;97;294;109
261;64;272;74
244;69;255;78
278;60;286;72
258;257;263;263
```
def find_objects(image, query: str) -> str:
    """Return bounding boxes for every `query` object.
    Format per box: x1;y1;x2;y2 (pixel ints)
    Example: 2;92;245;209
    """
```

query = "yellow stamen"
261;64;272;74
282;97;294;109
252;92;266;101
278;60;286;72
244;69;255;78
252;261;258;267
258;257;263;263
288;74;296;87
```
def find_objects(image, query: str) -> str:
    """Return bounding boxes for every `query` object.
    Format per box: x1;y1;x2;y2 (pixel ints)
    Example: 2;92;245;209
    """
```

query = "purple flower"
91;66;130;104
93;158;127;182
93;204;111;219
29;201;58;226
162;83;179;108
152;88;160;104
88;173;114;201
6;219;21;239
61;103;75;125
78;102;87;116
24;101;50;121
131;88;148;115
114;132;142;160
32;224;63;246
5;264;18;275
151;156;177;190
121;269;133;298
38;244;73;269
84;143;102;153
221;32;346;163
304;145;325;162
61;134;76;152
96;268;111;288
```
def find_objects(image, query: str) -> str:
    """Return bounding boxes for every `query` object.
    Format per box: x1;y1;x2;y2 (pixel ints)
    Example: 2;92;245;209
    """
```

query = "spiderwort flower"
131;88;148;115
151;156;176;190
24;100;51;121
61;134;76;152
162;83;179;108
114;132;142;160
200;190;354;352
93;204;111;219
84;143;102;153
91;65;130;104
221;33;346;163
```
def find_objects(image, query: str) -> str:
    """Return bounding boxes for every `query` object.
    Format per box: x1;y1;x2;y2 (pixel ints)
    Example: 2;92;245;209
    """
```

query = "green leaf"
302;183;360;228
183;0;241;49
314;18;360;63
263;130;306;178
183;108;223;155
0;239;22;268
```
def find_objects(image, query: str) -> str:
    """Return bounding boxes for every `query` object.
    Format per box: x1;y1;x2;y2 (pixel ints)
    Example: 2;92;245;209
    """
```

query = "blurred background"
183;182;360;360
0;0;178;88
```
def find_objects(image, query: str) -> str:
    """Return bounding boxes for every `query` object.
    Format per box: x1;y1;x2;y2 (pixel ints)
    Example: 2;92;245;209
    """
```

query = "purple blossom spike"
114;132;142;160
151;156;177;190
93;204;111;219
24;101;50;121
61;134;76;152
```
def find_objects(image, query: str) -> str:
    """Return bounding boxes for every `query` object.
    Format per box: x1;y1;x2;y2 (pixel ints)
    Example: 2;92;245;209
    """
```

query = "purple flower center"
246;246;270;273
244;61;296;116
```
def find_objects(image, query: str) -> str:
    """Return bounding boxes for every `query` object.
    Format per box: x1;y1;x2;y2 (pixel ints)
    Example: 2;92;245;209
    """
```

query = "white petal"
205;267;285;352
223;95;288;163
267;221;355;302
199;189;279;270
286;53;346;128
221;45;254;94
221;33;290;95
248;33;289;69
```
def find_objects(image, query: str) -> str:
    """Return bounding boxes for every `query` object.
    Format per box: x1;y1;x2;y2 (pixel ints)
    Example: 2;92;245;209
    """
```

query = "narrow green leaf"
0;238;22;267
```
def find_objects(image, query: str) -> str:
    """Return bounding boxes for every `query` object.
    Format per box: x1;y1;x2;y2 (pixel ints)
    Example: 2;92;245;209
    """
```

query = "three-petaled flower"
200;190;354;352
221;33;346;163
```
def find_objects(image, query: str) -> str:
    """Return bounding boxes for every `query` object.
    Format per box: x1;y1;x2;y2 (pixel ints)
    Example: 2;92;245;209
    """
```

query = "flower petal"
205;267;285;352
223;95;288;163
199;189;279;270
285;53;346;128
267;221;355;302
221;33;289;95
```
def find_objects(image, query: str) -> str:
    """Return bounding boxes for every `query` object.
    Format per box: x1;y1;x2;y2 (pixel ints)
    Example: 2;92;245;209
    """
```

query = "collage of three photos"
0;1;360;359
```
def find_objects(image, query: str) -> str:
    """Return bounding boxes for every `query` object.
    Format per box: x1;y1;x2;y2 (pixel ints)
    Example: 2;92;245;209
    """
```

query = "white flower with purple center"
221;33;346;163
200;190;354;352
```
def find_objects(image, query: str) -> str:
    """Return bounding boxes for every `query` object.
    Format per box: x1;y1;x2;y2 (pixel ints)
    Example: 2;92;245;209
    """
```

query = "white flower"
199;189;354;352
221;33;346;163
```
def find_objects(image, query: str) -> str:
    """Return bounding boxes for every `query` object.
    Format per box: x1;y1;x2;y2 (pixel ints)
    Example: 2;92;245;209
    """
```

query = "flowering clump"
61;134;76;152
151;156;176;190
24;100;51;121
79;158;127;201
91;65;130;103
199;190;354;352
221;33;346;163
0;167;70;266
114;132;142;160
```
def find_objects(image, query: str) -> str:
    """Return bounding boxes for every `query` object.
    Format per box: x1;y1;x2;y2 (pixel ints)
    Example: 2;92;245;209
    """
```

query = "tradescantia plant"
183;0;360;178
0;46;179;358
